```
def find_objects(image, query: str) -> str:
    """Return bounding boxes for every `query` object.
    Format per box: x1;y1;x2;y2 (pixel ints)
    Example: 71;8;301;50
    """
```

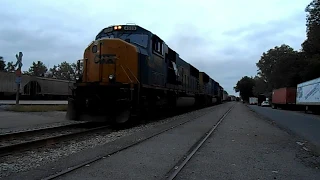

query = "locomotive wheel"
115;109;132;124
107;107;132;124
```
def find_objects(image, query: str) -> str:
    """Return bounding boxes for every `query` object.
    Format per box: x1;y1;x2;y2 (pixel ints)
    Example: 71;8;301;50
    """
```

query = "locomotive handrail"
120;65;133;83
125;65;140;84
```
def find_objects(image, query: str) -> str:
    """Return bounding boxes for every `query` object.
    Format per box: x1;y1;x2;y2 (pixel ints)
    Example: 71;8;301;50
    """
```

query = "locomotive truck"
66;24;224;124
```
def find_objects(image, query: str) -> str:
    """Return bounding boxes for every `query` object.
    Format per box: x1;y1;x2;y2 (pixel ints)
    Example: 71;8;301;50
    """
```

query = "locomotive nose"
83;38;138;85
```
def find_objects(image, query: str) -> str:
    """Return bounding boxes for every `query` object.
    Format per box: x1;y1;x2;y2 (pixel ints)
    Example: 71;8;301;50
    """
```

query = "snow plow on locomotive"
66;24;224;124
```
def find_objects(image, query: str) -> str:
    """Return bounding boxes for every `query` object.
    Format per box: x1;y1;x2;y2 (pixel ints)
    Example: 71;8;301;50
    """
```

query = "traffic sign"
15;52;23;70
15;77;21;84
14;51;23;106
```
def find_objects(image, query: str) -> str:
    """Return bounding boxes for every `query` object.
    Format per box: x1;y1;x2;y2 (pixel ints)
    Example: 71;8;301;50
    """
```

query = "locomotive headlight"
109;74;114;80
114;26;122;30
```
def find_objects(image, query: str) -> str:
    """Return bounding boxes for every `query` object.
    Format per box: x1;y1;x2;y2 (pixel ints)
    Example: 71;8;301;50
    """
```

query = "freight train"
0;71;73;100
66;24;226;124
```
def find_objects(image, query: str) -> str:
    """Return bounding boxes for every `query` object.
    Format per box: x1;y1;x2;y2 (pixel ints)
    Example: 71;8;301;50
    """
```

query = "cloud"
0;0;311;96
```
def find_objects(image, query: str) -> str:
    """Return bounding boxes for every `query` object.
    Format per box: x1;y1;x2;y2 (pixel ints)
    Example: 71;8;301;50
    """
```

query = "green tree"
27;61;48;76
302;54;320;81
256;44;304;90
303;0;320;55
252;76;268;97
301;0;320;81
0;56;5;71
47;61;76;80
57;61;76;80
234;76;255;102
46;65;59;78
5;61;16;72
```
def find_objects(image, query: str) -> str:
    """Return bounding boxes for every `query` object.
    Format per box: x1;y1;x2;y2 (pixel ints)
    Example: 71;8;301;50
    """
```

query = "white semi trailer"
249;97;258;105
296;77;320;113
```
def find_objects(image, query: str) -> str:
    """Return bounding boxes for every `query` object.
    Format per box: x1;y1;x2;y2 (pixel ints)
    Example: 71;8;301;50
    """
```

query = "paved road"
0;100;68;105
248;105;320;147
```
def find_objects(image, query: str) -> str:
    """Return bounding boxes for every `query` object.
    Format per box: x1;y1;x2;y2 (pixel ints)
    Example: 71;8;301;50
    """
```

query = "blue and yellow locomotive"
67;24;224;124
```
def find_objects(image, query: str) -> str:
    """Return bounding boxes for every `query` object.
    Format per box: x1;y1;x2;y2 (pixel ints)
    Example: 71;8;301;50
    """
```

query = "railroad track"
0;104;208;158
164;105;234;180
0;105;203;157
42;104;234;180
0;122;111;156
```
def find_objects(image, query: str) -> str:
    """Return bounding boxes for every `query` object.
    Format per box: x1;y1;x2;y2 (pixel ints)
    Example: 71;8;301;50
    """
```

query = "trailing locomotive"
66;24;225;124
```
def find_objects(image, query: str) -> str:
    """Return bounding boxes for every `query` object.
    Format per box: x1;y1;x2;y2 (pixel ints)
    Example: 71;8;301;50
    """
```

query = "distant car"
261;101;270;107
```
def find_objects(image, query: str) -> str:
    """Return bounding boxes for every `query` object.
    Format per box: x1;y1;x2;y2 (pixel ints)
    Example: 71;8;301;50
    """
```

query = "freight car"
222;90;229;101
0;71;31;99
28;76;73;100
271;87;297;109
67;24;225;124
210;79;222;104
0;71;73;100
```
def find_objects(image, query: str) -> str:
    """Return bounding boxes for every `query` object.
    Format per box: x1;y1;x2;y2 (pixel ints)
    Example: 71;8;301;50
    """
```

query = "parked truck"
271;87;296;109
249;97;258;105
257;94;266;106
296;77;320;113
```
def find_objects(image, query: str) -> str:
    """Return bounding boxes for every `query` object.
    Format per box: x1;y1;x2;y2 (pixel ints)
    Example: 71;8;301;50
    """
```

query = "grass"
5;104;68;112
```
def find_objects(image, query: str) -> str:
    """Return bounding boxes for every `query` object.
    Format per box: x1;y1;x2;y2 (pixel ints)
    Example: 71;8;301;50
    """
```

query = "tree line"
0;57;77;81
234;0;320;102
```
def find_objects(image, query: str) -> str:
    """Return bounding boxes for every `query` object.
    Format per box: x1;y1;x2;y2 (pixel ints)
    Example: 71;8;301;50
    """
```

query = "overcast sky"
0;0;310;96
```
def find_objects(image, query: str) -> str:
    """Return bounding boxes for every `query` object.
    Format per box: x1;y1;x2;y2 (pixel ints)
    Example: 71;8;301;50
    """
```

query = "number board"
104;27;113;33
124;26;137;31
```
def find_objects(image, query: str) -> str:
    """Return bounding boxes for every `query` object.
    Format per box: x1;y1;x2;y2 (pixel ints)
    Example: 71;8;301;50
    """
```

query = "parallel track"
164;105;234;179
0;122;87;138
0;104;215;157
0;122;111;156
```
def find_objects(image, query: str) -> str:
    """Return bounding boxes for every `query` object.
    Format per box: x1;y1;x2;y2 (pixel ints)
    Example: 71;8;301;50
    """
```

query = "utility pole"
15;52;23;106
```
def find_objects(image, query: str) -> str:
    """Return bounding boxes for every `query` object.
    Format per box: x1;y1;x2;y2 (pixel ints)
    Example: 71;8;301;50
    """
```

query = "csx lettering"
94;54;118;64
124;26;137;31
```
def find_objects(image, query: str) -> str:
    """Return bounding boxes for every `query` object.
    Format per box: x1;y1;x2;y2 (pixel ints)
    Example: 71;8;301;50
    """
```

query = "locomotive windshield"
96;32;149;48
